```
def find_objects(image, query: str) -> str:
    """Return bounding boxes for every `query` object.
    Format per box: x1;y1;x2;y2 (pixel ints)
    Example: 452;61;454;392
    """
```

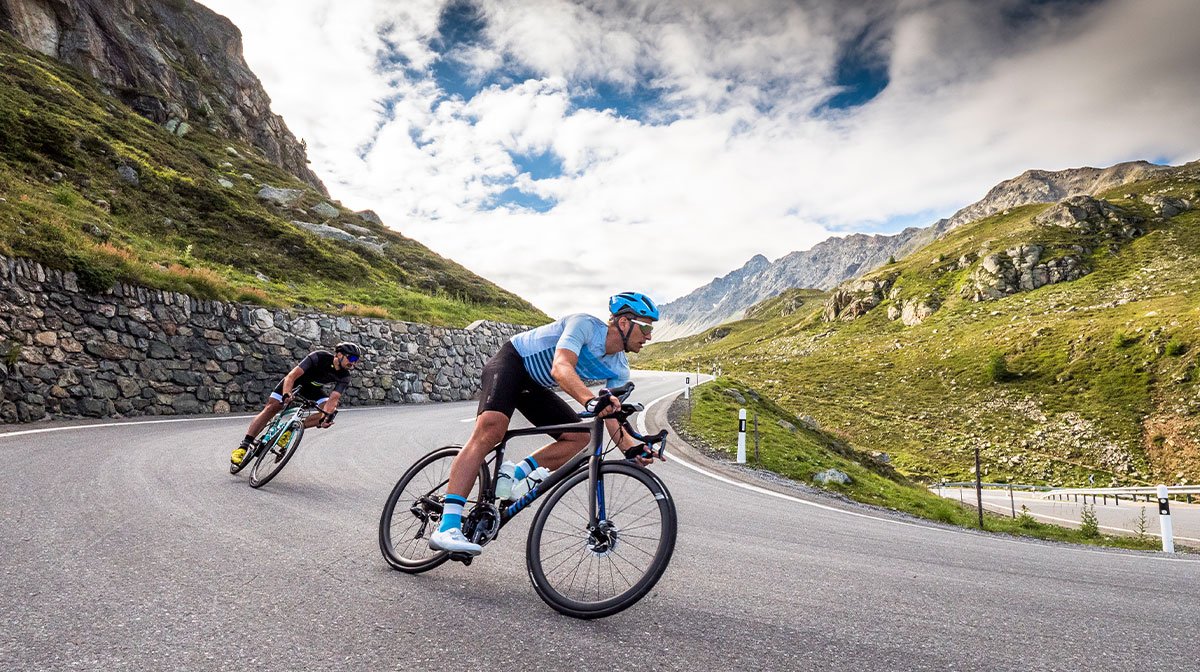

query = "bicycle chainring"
462;503;501;546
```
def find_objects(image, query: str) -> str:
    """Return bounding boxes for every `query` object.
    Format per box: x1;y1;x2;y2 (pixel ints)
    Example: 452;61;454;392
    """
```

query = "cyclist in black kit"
231;342;363;466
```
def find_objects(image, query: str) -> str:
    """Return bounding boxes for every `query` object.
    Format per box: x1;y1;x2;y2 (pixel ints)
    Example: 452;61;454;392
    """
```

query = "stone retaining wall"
0;254;527;423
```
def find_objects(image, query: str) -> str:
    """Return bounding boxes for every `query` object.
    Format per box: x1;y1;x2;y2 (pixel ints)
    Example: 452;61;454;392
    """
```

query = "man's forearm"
552;367;595;407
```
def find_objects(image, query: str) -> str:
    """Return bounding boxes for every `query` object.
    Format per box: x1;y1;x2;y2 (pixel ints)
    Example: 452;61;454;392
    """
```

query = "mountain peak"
656;158;1180;340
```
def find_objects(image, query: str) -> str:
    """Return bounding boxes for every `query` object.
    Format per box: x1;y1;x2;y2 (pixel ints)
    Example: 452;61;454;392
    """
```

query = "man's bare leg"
446;410;510;497
526;433;590;471
245;399;284;439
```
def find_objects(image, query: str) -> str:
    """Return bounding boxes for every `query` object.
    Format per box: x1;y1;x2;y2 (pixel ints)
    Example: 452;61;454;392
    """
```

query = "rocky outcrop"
821;277;893;322
887;298;938;326
902;161;1168;250
1141;194;1192;218
0;0;326;193
658;161;1168;340
964;245;1087;301
1033;195;1144;236
292;220;386;253
0;254;525;423
963;196;1146;301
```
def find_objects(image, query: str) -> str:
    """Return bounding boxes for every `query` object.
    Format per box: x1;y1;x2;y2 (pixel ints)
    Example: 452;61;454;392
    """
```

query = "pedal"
448;552;474;566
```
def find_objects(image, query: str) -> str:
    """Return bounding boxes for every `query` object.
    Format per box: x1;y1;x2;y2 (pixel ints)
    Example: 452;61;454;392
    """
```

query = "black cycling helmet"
335;341;362;360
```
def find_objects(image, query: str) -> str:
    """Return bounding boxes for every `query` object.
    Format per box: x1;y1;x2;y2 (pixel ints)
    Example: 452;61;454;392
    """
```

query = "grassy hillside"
0;33;547;327
639;164;1200;488
679;377;1159;549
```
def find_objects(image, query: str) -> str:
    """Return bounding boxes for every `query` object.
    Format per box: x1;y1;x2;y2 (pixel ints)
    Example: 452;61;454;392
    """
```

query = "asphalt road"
2;370;1197;671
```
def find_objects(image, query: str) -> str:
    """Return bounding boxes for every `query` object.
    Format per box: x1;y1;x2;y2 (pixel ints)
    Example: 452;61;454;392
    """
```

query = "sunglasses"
628;317;654;335
344;355;359;363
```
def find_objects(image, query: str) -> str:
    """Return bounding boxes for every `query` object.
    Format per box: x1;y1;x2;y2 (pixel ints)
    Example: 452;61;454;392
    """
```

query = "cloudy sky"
198;0;1200;318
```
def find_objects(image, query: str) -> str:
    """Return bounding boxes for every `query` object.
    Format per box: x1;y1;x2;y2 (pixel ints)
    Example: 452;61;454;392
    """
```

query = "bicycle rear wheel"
248;422;303;488
526;461;677;619
379;446;489;573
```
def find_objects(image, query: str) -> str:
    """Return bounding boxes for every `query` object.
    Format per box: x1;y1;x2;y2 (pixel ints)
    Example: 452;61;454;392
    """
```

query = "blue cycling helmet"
609;291;660;320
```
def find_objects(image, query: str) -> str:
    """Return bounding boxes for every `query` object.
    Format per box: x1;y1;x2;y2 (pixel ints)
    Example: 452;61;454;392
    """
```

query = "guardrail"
1041;486;1200;505
936;482;1051;492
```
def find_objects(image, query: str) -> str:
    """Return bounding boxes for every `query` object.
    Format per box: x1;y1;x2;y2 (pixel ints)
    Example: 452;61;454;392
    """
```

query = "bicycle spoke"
531;464;674;611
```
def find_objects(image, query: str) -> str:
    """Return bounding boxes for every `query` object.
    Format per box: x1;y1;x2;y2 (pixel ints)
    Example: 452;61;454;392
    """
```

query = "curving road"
2;370;1197;671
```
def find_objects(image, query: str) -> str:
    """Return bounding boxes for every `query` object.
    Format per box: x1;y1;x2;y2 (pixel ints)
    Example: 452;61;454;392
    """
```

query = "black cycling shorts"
477;342;580;433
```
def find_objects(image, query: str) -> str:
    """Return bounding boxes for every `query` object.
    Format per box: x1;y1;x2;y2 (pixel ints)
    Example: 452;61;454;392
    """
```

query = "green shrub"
4;342;21;366
1133;506;1149;541
1017;504;1037;529
1165;338;1186;356
986;352;1015;383
1079;503;1099;539
51;185;79;207
1112;330;1137;348
69;253;117;294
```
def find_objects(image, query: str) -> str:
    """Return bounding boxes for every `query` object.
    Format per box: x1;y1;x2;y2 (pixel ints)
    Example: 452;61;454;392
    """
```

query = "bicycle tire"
526;461;677;619
248;421;303;488
379;445;489;573
230;413;285;475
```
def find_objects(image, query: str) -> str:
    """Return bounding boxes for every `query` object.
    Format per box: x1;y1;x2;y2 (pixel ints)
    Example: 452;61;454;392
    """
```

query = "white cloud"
197;0;1200;318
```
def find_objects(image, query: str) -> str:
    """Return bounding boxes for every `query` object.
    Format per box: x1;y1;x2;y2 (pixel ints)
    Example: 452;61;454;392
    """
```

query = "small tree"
1133;506;1149;541
1017;504;1037;529
1080;503;1100;539
986;352;1015;383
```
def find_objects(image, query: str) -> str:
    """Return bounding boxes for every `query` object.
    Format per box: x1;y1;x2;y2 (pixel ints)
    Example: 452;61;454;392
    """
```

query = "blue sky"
199;0;1200;317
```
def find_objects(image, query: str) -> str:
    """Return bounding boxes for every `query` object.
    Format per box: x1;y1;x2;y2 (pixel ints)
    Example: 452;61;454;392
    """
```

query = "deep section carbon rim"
249;422;301;487
527;462;676;618
379;446;488;573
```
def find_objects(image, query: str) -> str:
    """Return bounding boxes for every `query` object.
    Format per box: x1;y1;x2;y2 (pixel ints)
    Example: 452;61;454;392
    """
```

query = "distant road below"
937;486;1200;543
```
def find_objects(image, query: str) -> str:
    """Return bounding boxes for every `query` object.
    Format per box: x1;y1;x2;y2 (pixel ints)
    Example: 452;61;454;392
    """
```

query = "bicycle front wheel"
248;421;303;488
526;461;677;619
379;446;489;573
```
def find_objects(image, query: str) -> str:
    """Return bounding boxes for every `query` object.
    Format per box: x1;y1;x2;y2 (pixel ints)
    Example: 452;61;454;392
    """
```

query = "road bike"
230;397;329;488
378;382;676;619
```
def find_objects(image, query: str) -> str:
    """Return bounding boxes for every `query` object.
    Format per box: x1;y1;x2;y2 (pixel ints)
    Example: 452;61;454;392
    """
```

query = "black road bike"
230;398;329;488
378;382;676;619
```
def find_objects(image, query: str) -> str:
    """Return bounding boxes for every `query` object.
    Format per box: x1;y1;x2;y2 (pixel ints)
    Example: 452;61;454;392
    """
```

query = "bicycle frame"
493;416;603;527
261;399;326;445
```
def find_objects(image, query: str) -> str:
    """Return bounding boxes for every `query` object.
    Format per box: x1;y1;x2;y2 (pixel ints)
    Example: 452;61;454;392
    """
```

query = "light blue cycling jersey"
510;314;629;389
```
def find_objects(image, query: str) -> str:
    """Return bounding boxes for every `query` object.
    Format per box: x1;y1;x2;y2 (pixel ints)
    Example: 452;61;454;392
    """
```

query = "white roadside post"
1157;484;1175;554
684;375;691;399
737;408;747;463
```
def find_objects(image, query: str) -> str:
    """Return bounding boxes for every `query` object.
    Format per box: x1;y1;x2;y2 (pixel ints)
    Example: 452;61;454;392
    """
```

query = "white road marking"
0;402;418;440
0;414;255;439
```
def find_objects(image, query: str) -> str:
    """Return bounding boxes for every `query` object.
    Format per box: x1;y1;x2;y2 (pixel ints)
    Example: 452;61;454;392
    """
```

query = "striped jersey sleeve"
510;314;630;389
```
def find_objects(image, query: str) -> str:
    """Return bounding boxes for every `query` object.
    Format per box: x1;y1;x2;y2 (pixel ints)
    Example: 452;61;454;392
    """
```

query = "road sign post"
1158;484;1175;553
684;375;691;399
974;444;984;529
736;408;747;464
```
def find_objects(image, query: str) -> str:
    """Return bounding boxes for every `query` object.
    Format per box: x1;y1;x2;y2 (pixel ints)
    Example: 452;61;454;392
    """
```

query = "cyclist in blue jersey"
429;291;662;555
